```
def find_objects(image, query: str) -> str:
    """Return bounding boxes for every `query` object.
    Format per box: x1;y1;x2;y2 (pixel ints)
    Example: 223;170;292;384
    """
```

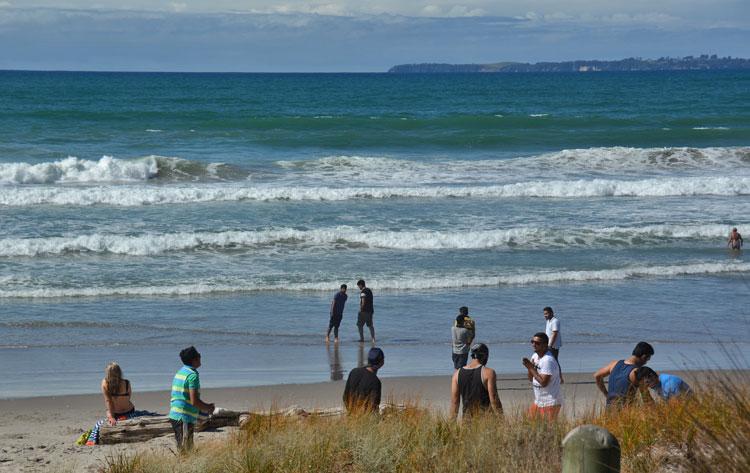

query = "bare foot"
334;338;339;344
325;336;330;344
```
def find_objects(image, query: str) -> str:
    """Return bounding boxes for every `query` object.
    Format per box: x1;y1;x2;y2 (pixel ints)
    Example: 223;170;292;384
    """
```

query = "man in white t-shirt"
522;332;563;419
543;306;563;382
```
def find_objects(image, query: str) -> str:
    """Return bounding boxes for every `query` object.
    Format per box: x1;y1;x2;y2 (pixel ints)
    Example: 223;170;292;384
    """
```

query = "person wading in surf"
728;227;743;250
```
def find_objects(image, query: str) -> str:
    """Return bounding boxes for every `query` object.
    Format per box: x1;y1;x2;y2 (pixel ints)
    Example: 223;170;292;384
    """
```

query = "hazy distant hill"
388;55;750;73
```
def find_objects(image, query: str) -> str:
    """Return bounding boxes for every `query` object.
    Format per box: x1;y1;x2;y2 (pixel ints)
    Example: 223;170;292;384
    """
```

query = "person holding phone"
522;332;563;419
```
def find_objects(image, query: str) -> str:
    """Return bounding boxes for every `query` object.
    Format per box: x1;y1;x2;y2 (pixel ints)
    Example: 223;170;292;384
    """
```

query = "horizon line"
2;68;748;75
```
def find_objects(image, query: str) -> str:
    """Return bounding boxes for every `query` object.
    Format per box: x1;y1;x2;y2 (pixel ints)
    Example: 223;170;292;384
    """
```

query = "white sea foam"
1;262;747;299
693;126;730;130
2;175;750;206
1;223;743;256
0;155;245;185
277;147;750;185
0;156;159;184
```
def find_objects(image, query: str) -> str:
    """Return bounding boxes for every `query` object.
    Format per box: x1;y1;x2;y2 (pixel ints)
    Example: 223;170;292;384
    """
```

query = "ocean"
1;70;749;398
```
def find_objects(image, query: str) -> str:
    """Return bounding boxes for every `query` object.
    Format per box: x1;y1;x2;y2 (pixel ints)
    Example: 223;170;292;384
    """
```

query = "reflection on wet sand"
327;343;344;381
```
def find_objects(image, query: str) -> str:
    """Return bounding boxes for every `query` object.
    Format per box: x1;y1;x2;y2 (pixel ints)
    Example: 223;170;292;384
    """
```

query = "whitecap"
0;223;743;256
2;261;748;299
2;176;750;206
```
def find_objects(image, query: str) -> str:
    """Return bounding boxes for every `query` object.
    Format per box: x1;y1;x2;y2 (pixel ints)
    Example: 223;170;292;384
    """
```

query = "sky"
0;1;748;71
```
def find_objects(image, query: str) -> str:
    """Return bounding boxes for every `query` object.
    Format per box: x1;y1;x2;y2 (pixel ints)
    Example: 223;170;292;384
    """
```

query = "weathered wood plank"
97;404;409;444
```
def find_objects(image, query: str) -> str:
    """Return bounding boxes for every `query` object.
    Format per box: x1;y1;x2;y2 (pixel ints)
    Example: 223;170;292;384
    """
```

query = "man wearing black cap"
343;347;384;414
450;343;502;419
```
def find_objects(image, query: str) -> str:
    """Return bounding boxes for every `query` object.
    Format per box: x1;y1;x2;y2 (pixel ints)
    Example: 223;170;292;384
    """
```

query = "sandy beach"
0;370;733;473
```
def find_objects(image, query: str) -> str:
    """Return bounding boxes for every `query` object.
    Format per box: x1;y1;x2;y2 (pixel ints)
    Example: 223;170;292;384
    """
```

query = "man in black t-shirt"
343;347;384;413
356;279;375;343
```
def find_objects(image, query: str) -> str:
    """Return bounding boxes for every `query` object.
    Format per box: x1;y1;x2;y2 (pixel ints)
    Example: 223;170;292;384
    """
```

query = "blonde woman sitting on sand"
83;362;149;446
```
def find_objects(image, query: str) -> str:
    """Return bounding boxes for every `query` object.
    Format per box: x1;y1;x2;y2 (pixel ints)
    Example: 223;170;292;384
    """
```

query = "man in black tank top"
450;343;502;419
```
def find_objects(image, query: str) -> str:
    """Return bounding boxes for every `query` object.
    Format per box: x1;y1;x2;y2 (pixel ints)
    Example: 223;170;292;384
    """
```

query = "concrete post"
562;424;620;473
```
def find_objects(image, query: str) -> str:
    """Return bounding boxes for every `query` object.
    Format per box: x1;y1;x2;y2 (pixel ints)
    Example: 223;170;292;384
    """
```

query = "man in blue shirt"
637;367;692;401
326;284;348;344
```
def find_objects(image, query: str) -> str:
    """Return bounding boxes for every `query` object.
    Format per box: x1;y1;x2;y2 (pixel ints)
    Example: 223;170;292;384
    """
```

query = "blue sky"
1;1;748;71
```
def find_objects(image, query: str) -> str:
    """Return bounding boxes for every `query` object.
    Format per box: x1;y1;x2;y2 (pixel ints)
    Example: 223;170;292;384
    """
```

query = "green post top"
562;424;621;473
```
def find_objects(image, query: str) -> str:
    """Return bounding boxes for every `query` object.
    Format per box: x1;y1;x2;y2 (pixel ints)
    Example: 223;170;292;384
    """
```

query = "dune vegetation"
104;372;749;473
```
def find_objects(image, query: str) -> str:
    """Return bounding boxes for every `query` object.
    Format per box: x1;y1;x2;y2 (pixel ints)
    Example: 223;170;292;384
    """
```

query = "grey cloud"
0;7;747;71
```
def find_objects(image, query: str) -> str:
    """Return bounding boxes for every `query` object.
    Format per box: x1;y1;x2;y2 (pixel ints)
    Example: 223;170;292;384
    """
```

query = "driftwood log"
97;404;407;445
98;409;242;445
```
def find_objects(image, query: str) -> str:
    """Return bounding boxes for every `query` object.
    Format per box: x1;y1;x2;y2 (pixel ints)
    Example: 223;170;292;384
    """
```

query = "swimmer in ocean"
728;227;743;250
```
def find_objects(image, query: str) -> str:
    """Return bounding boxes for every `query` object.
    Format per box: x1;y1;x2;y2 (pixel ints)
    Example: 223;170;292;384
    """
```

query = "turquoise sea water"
1;71;749;397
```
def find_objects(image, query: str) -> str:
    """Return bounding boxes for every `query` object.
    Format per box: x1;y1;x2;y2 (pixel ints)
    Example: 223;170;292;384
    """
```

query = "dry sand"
0;371;720;472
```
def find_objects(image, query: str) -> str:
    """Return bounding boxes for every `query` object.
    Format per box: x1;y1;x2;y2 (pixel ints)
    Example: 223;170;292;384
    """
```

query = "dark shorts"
452;353;469;370
169;418;195;452
549;348;559;360
329;314;343;328
357;311;373;328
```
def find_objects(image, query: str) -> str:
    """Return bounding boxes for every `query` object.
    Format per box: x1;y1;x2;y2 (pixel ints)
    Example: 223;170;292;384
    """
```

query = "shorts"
528;404;561;420
170;418;195;452
357;311;373;328
328;314;343;329
452;353;469;370
549;348;560;360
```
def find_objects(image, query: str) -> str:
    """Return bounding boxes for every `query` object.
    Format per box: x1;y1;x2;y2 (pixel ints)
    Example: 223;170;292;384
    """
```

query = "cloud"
0;7;747;71
519;10;686;27
421;4;485;17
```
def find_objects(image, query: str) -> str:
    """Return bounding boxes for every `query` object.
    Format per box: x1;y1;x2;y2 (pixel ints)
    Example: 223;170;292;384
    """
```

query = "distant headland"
388;55;750;73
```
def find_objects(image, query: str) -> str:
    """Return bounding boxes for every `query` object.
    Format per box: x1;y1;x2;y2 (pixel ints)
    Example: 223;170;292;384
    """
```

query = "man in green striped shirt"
168;346;214;452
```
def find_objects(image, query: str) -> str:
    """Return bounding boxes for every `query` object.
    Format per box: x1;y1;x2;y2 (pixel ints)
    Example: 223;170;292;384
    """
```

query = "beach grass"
103;375;749;473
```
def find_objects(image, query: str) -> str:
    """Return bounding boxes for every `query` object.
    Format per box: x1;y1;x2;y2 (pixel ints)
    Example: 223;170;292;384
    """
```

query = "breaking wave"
278;147;750;183
1;224;743;256
1;262;747;299
2;176;750;206
0;155;246;185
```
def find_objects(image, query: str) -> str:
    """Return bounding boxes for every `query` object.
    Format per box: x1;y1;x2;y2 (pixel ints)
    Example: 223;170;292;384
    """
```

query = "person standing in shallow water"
326;284;347;344
356;279;375;343
451;306;475;369
450;343;502;419
728;227;743;250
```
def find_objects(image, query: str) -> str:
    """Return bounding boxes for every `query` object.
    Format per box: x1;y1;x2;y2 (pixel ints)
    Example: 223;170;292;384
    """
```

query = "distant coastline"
388;55;750;73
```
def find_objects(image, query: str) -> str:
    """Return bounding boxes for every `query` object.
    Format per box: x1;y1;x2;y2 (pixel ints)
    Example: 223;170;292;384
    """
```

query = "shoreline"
0;370;744;472
0;364;740;401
